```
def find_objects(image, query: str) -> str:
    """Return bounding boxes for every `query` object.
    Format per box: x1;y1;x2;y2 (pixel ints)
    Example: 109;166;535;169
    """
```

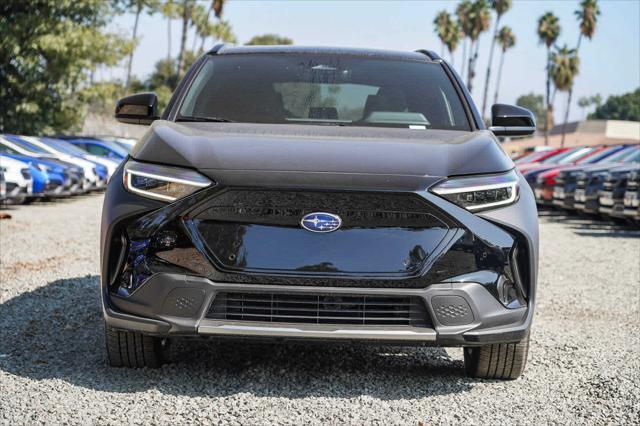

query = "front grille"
206;292;431;327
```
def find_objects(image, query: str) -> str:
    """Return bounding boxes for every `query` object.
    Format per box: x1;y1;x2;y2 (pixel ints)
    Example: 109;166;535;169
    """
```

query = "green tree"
124;0;160;92
577;96;591;118
464;0;491;94
245;34;294;45
160;1;179;59
537;12;561;145
0;0;131;134
516;93;545;130
589;89;640;122
481;0;511;119
434;10;451;57
575;0;601;50
493;26;515;105
443;18;462;65
551;45;580;146
456;0;472;80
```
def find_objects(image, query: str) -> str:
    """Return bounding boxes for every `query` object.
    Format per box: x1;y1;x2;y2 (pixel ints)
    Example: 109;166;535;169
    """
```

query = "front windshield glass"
178;54;470;130
6;137;48;154
43;138;90;156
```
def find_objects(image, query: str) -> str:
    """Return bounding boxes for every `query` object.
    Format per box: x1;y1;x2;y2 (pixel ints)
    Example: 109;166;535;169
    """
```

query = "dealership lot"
0;195;638;424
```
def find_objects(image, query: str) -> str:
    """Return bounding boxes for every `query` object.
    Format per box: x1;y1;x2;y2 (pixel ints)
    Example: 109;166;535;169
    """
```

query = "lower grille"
207;292;431;327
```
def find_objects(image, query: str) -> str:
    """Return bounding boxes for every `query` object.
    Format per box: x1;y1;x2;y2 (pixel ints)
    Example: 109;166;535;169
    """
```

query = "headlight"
431;170;519;212
123;159;212;202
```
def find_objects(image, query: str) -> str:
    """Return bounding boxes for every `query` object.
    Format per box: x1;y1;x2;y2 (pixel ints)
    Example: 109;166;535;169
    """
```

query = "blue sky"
108;0;640;122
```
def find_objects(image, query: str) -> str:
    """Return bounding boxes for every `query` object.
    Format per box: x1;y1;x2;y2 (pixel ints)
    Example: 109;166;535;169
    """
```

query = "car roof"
214;45;436;62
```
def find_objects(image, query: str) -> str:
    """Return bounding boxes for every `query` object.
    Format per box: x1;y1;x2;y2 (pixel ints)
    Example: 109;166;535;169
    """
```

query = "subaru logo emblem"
300;212;342;233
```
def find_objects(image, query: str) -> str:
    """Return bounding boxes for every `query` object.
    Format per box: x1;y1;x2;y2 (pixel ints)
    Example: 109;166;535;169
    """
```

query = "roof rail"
207;43;225;55
415;49;442;61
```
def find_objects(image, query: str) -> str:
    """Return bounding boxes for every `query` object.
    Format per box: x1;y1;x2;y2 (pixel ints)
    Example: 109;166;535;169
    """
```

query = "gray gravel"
1;196;639;425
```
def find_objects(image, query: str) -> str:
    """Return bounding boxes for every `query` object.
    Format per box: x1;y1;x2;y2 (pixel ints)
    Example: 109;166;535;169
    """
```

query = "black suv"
101;46;538;379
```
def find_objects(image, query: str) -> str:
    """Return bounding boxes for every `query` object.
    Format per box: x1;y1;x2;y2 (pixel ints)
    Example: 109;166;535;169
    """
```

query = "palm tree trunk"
125;3;142;92
176;0;191;77
467;39;476;91
167;16;172;60
493;48;506;104
481;15;501;119
199;4;213;52
460;39;468;80
561;89;573;147
449;48;455;66
544;46;550;145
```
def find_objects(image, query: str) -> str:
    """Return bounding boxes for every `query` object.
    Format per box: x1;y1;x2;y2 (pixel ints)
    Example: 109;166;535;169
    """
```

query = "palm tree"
465;0;491;93
481;0;511;119
575;0;600;50
176;0;195;78
124;0;159;92
434;11;451;57
493;26;515;104
578;96;591;119
551;45;580;146
560;0;600;133
161;1;178;60
456;0;472;80
537;12;560;145
443;19;462;66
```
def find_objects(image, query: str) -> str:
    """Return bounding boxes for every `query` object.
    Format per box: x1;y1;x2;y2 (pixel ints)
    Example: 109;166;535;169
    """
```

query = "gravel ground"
0;195;639;425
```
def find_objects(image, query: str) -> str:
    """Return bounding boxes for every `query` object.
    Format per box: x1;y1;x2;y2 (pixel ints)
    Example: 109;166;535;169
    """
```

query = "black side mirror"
489;104;536;137
115;92;159;125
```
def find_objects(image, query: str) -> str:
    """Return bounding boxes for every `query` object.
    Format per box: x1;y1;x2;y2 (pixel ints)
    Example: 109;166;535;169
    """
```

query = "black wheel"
105;324;167;368
463;331;530;380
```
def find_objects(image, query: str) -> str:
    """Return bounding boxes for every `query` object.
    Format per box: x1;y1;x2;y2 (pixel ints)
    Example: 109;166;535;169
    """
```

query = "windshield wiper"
176;115;234;123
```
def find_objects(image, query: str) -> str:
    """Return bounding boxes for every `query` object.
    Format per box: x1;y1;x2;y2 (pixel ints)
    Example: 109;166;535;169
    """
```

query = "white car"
21;136;118;184
0;136;100;191
0;156;33;204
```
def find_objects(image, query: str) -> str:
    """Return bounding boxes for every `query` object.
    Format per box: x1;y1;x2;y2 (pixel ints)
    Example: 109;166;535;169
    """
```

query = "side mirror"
489;104;536;137
115;92;159;125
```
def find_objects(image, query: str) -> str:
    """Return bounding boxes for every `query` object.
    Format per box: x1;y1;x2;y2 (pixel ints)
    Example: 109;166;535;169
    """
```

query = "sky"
108;0;640;123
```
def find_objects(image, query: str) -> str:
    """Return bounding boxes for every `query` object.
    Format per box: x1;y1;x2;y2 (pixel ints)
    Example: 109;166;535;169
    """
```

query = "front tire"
105;324;166;368
463;332;530;380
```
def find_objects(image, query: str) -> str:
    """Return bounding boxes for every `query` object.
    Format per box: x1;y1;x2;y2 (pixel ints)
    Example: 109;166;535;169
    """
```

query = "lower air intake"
207;292;431;327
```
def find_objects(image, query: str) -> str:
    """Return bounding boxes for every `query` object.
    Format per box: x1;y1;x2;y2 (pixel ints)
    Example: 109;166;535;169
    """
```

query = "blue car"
0;135;87;194
39;137;109;183
64;137;129;161
0;153;68;198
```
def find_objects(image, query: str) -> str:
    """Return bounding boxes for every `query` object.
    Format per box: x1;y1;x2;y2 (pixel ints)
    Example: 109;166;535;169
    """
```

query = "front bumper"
104;273;529;345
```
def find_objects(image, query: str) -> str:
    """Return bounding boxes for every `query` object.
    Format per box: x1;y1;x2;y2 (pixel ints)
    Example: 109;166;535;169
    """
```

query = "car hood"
131;121;513;191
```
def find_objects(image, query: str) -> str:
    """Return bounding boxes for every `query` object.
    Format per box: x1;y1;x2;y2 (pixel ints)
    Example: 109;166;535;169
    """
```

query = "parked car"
0;156;33;204
598;164;640;220
0;135;91;192
64;137;129;161
623;170;640;221
526;146;605;204
101;46;539;379
552;146;639;210
97;136;137;152
574;149;640;214
0;153;69;199
0;169;6;202
21;136;111;185
514;148;568;165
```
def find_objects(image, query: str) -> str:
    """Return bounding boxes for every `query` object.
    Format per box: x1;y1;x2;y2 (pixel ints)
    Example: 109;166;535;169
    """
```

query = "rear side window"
179;54;470;131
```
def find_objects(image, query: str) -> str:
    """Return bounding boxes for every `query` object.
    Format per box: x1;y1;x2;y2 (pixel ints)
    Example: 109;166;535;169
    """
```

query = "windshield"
42;138;90;156
541;148;581;164
178;54;470;130
5;137;48;154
